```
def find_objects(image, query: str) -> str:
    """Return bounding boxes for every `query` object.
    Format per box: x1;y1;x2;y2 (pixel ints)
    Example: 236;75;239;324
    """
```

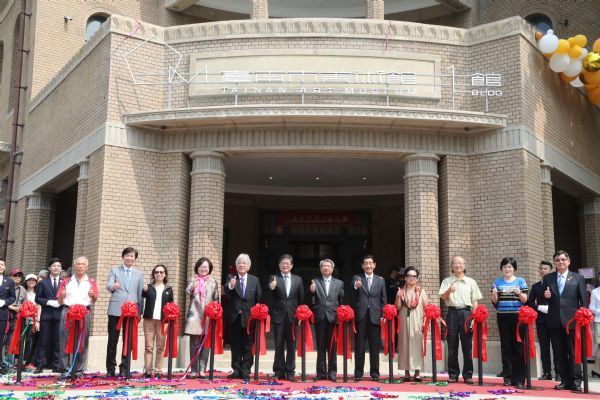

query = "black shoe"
106;371;116;377
554;382;569;390
58;372;71;381
33;367;44;374
144;372;151;378
314;375;327;381
155;372;163;379
570;383;582;392
52;368;62;373
117;369;128;377
503;378;512;386
268;373;285;379
496;371;505;377
592;370;600;378
227;372;242;379
354;376;362;382
464;378;474;385
448;376;458;383
514;383;525;389
287;374;297;382
539;372;552;380
371;376;380;382
328;375;337;382
241;374;250;380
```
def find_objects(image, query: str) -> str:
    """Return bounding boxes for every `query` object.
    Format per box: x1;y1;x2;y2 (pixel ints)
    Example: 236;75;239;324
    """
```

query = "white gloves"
537;305;549;314
47;300;60;308
0;299;5;307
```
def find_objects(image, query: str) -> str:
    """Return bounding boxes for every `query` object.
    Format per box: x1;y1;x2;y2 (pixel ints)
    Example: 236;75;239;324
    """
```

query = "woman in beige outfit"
184;257;220;378
395;266;428;382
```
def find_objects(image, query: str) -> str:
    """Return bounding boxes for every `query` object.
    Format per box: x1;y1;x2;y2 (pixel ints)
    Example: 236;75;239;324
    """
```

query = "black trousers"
106;315;130;373
446;308;473;379
229;315;255;378
535;316;558;376
497;313;525;384
272;318;296;376
315;318;337;378
550;325;582;386
36;319;61;370
354;317;381;378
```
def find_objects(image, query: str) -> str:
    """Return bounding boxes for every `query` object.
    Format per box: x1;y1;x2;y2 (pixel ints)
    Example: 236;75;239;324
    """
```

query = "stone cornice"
581;198;600;216
27;193;55;210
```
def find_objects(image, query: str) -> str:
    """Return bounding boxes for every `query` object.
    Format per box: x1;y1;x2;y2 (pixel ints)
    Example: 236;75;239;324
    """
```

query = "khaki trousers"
143;318;166;373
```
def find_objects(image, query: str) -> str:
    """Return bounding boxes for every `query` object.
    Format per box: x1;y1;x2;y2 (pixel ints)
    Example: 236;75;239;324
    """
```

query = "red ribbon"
464;304;489;362
246;303;270;355
380;304;400;358
566;307;594;364
202;301;224;355
422;304;446;360
64;304;89;354
161;302;180;358
8;300;37;355
516;306;537;359
293;305;314;356
330;305;356;360
116;301;140;360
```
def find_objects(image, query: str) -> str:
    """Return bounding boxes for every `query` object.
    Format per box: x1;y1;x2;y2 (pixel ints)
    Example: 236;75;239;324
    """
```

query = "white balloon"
579;48;589;60
564;59;583;77
549;53;570;72
570;77;584;87
539;29;559;54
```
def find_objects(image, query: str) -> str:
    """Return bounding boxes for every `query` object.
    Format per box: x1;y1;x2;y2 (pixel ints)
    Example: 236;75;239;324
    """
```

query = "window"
85;14;108;42
525;14;552;33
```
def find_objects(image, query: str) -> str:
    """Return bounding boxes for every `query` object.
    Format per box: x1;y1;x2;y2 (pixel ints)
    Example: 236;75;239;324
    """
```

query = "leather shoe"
328;375;337;382
354;376;362;382
287;374;297;382
554;383;569;390
314;375;327;381
34;367;43;374
371;376;380;382
464;378;474;385
514;383;525;389
592;370;600;378
106;371;116;377
503;378;512;386
496;371;505;377
52;368;62;373
448;376;458;383
570;383;582;392
227;372;242;379
241;374;250;380
144;372;151;378
538;372;552;380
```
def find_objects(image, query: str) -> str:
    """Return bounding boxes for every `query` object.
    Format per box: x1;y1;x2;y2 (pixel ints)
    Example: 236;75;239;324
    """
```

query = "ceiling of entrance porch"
167;0;449;18
224;155;406;196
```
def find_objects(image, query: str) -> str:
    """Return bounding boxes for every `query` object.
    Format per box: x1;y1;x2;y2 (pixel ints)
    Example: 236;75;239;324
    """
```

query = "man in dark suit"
309;258;344;381
268;254;304;381
542;250;588;392
352;255;387;382
527;261;558;381
34;258;64;373
223;253;262;380
0;258;16;374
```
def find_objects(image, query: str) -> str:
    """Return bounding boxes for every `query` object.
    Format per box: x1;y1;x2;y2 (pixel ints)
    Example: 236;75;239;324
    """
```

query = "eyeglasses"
405;274;418;279
11;274;22;278
554;258;569;262
154;271;165;274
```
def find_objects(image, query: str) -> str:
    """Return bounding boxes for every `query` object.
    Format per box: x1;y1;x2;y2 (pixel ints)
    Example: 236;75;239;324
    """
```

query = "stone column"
250;0;268;19
366;0;384;19
188;151;225;280
23;193;55;268
73;158;89;258
404;153;440;303
540;162;555;261
581;197;600;273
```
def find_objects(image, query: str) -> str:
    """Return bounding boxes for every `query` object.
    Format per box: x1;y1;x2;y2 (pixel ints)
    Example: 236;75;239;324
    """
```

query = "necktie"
53;278;58;292
284;275;290;297
325;279;330;296
125;269;131;289
558;274;565;295
367;276;372;291
240;277;246;298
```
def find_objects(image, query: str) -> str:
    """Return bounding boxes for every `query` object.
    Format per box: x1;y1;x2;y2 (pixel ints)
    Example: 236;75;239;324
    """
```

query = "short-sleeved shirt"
439;275;482;308
492;276;527;313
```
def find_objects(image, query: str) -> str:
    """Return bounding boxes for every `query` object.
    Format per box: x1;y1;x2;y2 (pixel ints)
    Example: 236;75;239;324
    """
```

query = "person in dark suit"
309;258;344;381
34;258;63;373
385;266;400;305
527;261;559;381
542;250;588;392
223;253;262;380
352;255;387;382
268;254;304;381
0;258;16;374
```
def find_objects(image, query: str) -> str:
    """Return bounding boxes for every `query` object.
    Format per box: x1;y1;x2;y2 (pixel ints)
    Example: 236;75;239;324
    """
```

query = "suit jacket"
106;265;144;316
36;276;63;321
0;276;16;321
352;273;387;324
269;273;304;324
312;276;344;324
223;273;262;327
142;283;174;320
542;270;588;328
527;281;550;320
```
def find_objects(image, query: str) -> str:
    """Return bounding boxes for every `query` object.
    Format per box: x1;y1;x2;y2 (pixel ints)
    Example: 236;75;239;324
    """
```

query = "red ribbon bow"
516;306;537;359
422;304;446;360
8;300;38;355
293;305;314;356
380;304;400;358
161;302;180;357
116;302;140;360
464;304;489;362
64;304;89;354
566;307;594;364
247;303;270;355
330;305;356;360
202;301;224;354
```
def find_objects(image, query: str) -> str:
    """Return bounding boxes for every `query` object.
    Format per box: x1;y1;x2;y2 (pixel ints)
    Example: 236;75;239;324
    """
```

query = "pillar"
581;197;600;273
404;153;440;303
540;162;555;261
22;192;55;268
366;0;384;19
188;151;225;280
250;0;268;19
73;158;89;257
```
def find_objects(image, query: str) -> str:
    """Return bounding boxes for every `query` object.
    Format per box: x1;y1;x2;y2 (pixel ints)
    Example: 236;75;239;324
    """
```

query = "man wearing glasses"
543;250;587;392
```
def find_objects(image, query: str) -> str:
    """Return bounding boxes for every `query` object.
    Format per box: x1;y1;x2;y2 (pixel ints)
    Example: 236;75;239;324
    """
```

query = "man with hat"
0;258;16;374
3;268;26;370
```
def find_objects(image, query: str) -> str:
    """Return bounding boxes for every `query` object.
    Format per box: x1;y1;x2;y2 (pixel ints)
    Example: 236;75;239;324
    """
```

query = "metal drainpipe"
2;0;28;259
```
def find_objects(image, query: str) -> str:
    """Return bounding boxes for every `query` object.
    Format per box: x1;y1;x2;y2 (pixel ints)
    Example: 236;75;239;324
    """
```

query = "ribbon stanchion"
516;306;542;390
566;307;595;394
64;304;88;381
464;304;490;386
70;322;80;381
332;305;355;383
161;303;180;381
247;303;270;382
294;305;314;382
116;302;139;380
203;302;223;381
423;304;446;383
8;300;37;383
380;304;399;383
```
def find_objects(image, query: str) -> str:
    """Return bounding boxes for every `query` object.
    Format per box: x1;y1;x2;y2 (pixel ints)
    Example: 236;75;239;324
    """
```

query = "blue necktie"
557;274;565;295
125;269;131;289
240;277;246;298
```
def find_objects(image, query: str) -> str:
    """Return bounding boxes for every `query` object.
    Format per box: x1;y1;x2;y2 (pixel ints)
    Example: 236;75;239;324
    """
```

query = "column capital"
404;153;440;178
540;162;552;186
581;197;600;216
365;0;384;20
77;157;90;182
250;0;269;19
27;193;55;210
190;150;226;176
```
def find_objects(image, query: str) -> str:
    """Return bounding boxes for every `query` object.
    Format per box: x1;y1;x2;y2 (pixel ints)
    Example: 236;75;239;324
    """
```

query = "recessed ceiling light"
315;177;320;180
362;177;367;180
268;176;273;180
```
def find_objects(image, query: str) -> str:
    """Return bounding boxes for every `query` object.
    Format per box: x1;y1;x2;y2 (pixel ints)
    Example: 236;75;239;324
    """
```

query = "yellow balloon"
587;87;600;106
535;31;543;41
594;38;600;53
555;39;570;54
573;34;587;48
560;72;577;82
582;52;600;72
581;69;600;85
567;37;576;46
567;45;582;59
544;52;553;59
